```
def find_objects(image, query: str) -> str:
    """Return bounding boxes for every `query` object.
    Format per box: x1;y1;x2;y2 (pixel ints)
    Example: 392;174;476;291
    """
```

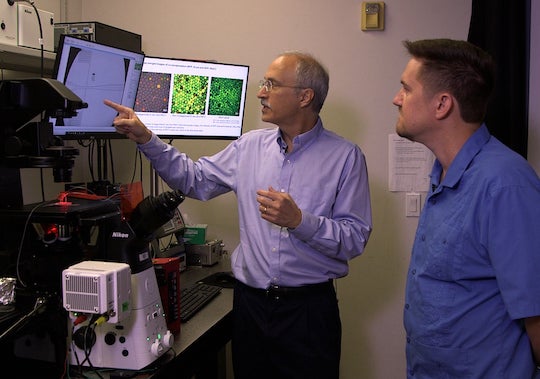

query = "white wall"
19;0;540;378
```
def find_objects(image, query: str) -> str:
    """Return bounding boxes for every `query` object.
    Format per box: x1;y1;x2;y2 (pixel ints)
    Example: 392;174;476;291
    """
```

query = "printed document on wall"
388;134;434;192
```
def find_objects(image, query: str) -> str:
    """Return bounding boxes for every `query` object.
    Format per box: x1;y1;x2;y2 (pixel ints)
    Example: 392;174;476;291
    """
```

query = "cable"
15;201;49;287
129;147;138;184
73;314;88;326
96;139;104;182
139;150;143;183
70;314;107;379
128;146;144;185
88;139;96;182
40;167;45;201
108;139;116;184
0;296;47;340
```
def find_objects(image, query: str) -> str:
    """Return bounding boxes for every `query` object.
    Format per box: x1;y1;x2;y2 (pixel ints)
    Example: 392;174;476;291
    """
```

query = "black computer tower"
54;21;142;53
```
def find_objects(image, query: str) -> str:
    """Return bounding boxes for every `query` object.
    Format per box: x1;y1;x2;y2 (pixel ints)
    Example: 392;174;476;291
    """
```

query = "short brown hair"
403;38;495;123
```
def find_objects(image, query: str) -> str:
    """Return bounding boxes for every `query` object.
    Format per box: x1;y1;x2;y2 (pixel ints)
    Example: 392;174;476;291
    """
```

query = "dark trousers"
231;280;341;379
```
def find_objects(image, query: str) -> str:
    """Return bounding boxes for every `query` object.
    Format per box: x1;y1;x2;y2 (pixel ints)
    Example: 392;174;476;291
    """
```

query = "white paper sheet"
388;134;434;192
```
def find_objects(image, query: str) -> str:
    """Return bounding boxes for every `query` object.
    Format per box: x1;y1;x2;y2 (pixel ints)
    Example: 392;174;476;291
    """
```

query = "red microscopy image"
134;72;172;113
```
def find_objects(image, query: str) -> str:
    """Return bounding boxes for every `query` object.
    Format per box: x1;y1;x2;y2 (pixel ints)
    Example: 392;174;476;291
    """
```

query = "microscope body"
63;190;185;370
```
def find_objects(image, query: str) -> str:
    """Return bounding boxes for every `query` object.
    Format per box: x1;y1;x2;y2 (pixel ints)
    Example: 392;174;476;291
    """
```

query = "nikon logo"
112;231;129;239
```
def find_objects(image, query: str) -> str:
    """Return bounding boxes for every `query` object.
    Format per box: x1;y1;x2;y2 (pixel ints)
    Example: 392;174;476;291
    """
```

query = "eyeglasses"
258;79;306;92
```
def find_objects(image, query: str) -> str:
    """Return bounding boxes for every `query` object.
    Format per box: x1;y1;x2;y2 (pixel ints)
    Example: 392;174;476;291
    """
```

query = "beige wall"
14;0;540;378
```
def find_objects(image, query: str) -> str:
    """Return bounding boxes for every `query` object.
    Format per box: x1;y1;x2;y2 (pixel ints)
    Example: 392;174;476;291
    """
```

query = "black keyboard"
180;283;222;322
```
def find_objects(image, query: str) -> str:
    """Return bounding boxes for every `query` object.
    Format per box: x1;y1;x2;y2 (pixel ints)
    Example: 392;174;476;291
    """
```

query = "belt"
238;279;334;300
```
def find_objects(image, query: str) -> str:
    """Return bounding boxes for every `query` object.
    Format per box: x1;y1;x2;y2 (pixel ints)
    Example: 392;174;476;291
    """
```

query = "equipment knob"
163;330;174;348
151;339;164;356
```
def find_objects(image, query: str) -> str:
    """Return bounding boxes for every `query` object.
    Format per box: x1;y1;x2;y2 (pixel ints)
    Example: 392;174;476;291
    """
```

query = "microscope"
0;78;87;187
0;78;88;299
0;78;99;376
62;189;185;370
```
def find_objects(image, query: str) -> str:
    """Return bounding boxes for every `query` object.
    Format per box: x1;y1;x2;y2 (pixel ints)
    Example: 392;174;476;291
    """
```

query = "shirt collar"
432;124;491;190
276;118;324;153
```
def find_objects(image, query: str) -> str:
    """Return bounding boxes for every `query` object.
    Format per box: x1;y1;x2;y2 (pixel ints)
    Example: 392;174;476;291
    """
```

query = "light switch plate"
406;193;421;217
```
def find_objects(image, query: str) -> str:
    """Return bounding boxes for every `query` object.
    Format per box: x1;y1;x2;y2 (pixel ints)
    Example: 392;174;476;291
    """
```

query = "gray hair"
279;51;329;112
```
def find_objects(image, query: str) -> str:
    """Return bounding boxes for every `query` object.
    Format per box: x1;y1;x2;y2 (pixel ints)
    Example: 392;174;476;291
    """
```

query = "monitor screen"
134;56;249;140
51;34;145;140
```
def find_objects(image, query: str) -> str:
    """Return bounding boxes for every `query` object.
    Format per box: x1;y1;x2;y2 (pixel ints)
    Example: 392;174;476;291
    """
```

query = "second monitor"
134;56;249;140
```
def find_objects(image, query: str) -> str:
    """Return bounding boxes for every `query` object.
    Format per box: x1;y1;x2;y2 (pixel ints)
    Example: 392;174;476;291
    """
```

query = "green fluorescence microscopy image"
208;77;244;116
171;74;209;114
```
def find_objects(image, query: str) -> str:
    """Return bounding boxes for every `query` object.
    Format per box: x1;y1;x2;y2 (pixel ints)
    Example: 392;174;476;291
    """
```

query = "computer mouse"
215;271;236;287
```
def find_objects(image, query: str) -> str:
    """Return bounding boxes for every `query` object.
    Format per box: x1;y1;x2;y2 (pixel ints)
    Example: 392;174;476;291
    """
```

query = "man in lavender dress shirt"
105;51;372;379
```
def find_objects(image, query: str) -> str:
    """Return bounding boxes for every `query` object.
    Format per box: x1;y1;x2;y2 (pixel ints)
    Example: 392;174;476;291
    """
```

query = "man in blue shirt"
105;51;372;379
393;38;540;378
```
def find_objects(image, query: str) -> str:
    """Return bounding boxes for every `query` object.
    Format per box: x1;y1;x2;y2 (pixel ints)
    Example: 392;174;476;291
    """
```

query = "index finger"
103;99;127;113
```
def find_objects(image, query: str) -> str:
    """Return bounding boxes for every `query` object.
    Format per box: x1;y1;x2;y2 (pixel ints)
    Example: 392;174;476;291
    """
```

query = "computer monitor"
134;56;249;140
51;34;145;140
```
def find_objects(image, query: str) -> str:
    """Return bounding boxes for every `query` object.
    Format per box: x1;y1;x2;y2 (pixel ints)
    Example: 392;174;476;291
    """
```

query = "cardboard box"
183;224;207;245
